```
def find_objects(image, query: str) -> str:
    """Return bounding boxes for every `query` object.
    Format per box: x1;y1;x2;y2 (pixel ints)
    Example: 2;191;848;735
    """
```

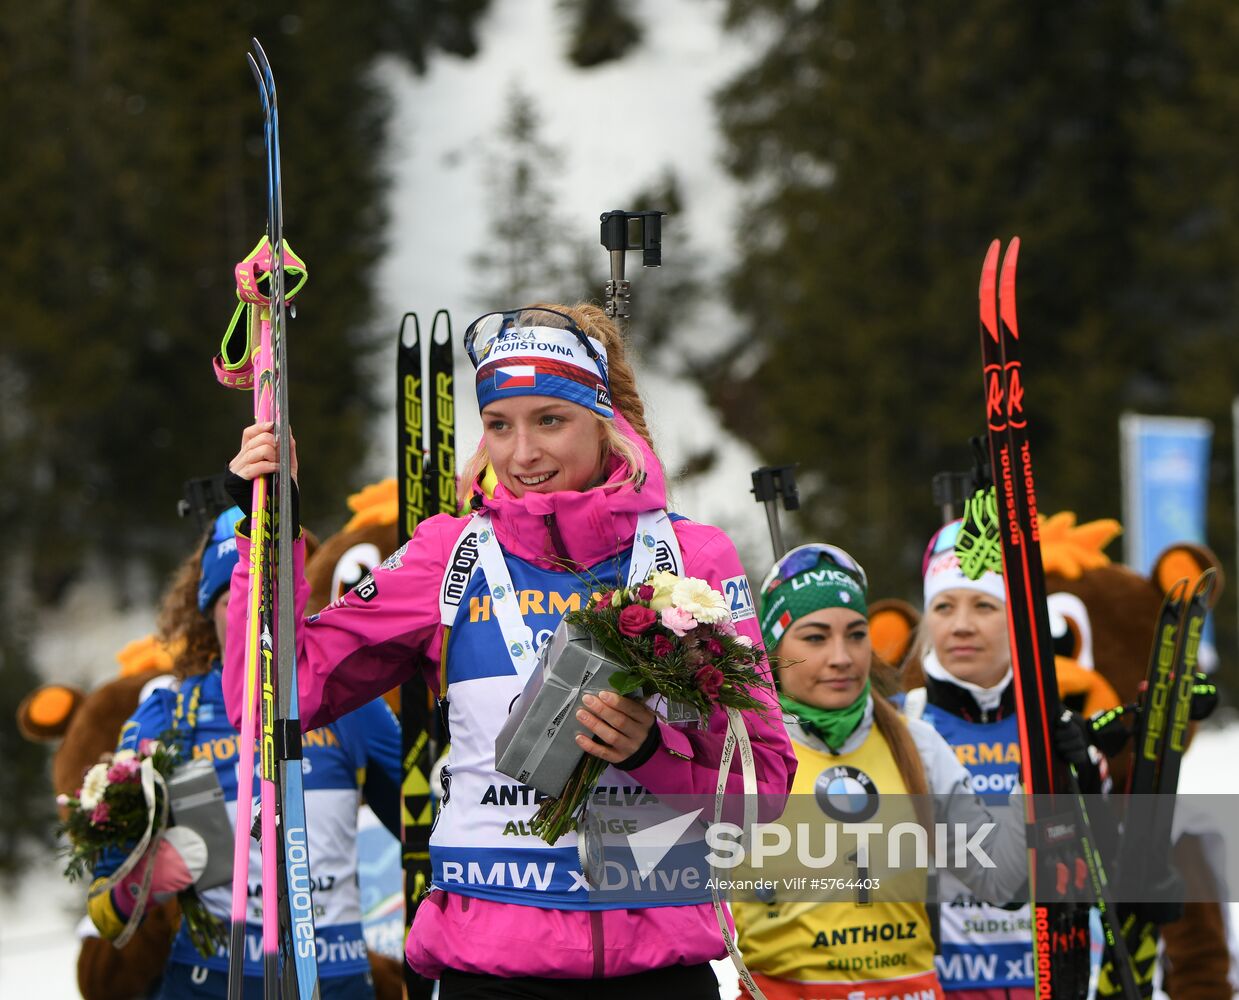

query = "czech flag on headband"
770;609;793;643
496;365;537;390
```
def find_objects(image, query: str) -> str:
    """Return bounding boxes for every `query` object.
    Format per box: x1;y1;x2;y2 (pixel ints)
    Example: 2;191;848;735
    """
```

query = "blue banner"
1120;414;1213;572
1120;414;1215;665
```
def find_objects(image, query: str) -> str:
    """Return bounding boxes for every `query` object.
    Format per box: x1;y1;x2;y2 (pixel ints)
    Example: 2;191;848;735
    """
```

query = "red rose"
636;584;655;601
618;604;658;637
695;664;725;701
653;634;674;658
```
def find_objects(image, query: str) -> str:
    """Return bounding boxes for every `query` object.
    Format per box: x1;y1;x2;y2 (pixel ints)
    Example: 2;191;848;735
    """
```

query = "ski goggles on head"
759;542;868;597
922;516;1005;604
922;519;963;577
464;307;614;418
758;543;869;651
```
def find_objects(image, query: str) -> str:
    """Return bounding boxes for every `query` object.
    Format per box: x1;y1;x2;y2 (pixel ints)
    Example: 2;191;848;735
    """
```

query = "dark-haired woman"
732;543;1029;1000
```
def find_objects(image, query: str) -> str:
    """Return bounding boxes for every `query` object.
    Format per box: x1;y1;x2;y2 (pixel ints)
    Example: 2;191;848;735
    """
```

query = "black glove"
1190;674;1219;721
1054;708;1104;793
1089;704;1133;758
224;468;300;536
1053;708;1092;770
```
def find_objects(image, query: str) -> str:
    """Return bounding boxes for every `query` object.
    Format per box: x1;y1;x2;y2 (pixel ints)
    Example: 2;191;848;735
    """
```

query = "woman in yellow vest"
733;543;1030;1000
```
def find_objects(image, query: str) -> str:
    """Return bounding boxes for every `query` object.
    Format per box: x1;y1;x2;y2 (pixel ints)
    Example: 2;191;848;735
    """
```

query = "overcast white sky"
370;0;777;563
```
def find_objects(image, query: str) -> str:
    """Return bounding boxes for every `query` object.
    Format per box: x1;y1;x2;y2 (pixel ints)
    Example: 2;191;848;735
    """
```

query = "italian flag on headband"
771;609;793;643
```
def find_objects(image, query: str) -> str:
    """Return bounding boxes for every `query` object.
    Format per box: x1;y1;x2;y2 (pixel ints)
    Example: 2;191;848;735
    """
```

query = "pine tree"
708;0;1208;599
471;87;578;307
0;0;491;601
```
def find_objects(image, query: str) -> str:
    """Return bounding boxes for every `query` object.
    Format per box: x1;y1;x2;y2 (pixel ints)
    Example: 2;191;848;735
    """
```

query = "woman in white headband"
905;520;1101;1000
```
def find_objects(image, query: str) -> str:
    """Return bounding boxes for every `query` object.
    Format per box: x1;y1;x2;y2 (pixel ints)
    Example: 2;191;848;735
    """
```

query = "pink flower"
594;590;614;609
618;604;657;637
652;634;674;658
636;584;655;602
107;758;141;784
90;802;111;826
660;607;698;637
715;617;738;637
138;739;158;756
695;665;725;701
705;637;725;657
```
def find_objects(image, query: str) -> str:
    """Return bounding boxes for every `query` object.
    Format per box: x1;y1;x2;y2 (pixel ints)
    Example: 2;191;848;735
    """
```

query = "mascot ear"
1152;543;1225;602
17;684;86;743
869;599;921;667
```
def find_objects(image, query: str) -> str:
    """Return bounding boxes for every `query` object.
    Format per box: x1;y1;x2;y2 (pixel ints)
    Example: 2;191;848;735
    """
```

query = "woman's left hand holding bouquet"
575;691;658;769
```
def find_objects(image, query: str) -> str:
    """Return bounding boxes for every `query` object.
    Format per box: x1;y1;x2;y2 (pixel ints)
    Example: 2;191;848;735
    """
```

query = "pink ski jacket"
224;416;796;979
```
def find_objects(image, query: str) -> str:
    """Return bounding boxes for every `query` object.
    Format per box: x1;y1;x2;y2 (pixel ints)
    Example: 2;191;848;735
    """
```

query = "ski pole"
599;209;664;321
216;237;309;998
750;465;799;561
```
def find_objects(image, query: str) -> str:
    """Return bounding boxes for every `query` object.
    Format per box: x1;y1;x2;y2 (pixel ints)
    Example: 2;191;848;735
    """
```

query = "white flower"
111;749;137;764
670;577;729;624
79;763;110;811
645;570;681;612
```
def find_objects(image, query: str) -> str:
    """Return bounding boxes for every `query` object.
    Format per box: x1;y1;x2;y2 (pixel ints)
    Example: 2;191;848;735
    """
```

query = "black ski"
979;238;1138;1000
429;310;457;519
1099;570;1216;996
396;309;454;999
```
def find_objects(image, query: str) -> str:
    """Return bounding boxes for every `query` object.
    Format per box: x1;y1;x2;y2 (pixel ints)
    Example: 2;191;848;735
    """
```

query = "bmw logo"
813;765;879;822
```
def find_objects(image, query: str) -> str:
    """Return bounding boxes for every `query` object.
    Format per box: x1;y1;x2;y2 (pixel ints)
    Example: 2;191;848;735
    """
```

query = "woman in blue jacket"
88;507;401;999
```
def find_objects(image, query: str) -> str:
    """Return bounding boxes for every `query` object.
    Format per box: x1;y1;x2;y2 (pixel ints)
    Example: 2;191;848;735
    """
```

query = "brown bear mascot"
870;511;1231;999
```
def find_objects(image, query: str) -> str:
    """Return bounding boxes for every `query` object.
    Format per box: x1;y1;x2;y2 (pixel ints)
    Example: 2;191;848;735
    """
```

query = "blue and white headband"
464;307;613;418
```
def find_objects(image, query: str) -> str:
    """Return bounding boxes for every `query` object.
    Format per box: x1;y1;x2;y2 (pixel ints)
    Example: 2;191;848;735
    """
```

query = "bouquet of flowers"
530;571;772;844
59;736;226;958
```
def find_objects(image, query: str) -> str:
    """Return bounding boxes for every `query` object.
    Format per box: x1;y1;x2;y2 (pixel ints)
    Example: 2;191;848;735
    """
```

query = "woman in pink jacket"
225;303;796;998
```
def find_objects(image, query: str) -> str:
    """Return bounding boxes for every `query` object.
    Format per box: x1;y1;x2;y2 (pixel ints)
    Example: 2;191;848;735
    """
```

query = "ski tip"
1193;566;1220;610
431;309;453;345
246;52;262;89
999;237;1020;339
979;240;1001;338
399;312;421;349
1166;576;1190;607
